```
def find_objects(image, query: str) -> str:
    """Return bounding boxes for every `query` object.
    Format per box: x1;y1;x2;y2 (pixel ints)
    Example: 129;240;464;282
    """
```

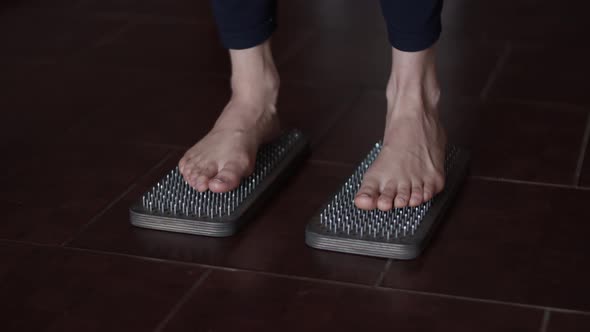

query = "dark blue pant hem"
219;19;276;50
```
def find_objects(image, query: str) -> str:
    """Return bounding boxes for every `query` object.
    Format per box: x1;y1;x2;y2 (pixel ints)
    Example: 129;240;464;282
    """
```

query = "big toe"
208;163;244;193
355;177;379;210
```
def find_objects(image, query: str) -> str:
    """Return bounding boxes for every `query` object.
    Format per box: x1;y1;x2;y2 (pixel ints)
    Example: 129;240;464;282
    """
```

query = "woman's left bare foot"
355;47;447;211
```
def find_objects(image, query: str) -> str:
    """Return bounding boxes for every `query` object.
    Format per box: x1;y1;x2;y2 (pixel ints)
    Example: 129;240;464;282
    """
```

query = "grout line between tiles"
59;183;137;246
5;238;590;317
372;286;590;317
373;259;392;287
59;151;175;246
471;175;590;191
573;113;590;186
153;269;212;332
479;41;512;100
539;310;551;332
303;164;590;192
239;269;590;317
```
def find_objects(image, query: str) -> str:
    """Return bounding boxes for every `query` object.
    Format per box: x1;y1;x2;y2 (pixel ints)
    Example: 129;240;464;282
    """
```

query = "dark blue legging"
210;0;443;52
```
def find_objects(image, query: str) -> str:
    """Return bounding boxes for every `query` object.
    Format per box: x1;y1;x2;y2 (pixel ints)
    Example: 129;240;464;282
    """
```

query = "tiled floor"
2;0;590;331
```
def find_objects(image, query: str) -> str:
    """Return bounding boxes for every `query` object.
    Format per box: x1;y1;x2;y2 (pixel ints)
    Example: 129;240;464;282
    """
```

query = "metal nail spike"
130;130;309;237
305;143;470;260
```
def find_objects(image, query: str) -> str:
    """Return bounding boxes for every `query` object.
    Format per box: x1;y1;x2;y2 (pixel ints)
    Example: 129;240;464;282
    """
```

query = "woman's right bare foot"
179;41;280;193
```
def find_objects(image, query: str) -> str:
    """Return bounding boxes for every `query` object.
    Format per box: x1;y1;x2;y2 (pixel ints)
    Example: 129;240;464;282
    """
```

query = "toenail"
213;178;225;184
358;193;371;198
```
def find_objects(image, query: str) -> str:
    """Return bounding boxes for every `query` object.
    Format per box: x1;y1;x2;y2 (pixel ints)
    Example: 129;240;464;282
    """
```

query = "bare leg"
179;40;280;192
355;46;446;211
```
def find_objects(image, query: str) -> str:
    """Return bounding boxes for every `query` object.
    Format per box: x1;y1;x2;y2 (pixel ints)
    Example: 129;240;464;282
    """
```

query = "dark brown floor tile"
314;93;587;184
1;64;174;144
162;269;543;332
66;76;359;147
381;178;590;312
68;160;387;285
13;0;82;10
443;0;590;44
76;21;228;75
64;75;227;147
489;45;590;106
0;9;126;64
0;241;205;332
77;19;308;78
457;101;587;184
0;143;169;244
79;0;215;23
436;39;505;98
546;312;590;332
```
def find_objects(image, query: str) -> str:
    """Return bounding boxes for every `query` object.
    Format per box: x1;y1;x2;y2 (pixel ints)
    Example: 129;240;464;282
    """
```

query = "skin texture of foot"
179;41;280;193
355;47;447;211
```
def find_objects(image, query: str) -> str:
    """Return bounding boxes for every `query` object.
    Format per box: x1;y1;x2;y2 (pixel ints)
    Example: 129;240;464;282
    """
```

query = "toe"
209;162;243;193
185;161;199;181
178;157;189;176
355;177;379;210
433;173;446;193
178;157;187;174
377;181;396;211
423;182;435;202
183;158;200;179
195;163;218;192
394;182;411;208
187;166;202;188
409;182;424;207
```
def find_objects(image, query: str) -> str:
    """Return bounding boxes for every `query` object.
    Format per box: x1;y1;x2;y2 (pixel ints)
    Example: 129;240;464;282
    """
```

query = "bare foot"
355;47;447;211
179;41;280;193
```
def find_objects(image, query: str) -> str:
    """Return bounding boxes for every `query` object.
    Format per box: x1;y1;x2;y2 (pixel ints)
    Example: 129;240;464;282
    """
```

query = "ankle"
386;46;440;109
386;79;440;112
229;41;280;102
